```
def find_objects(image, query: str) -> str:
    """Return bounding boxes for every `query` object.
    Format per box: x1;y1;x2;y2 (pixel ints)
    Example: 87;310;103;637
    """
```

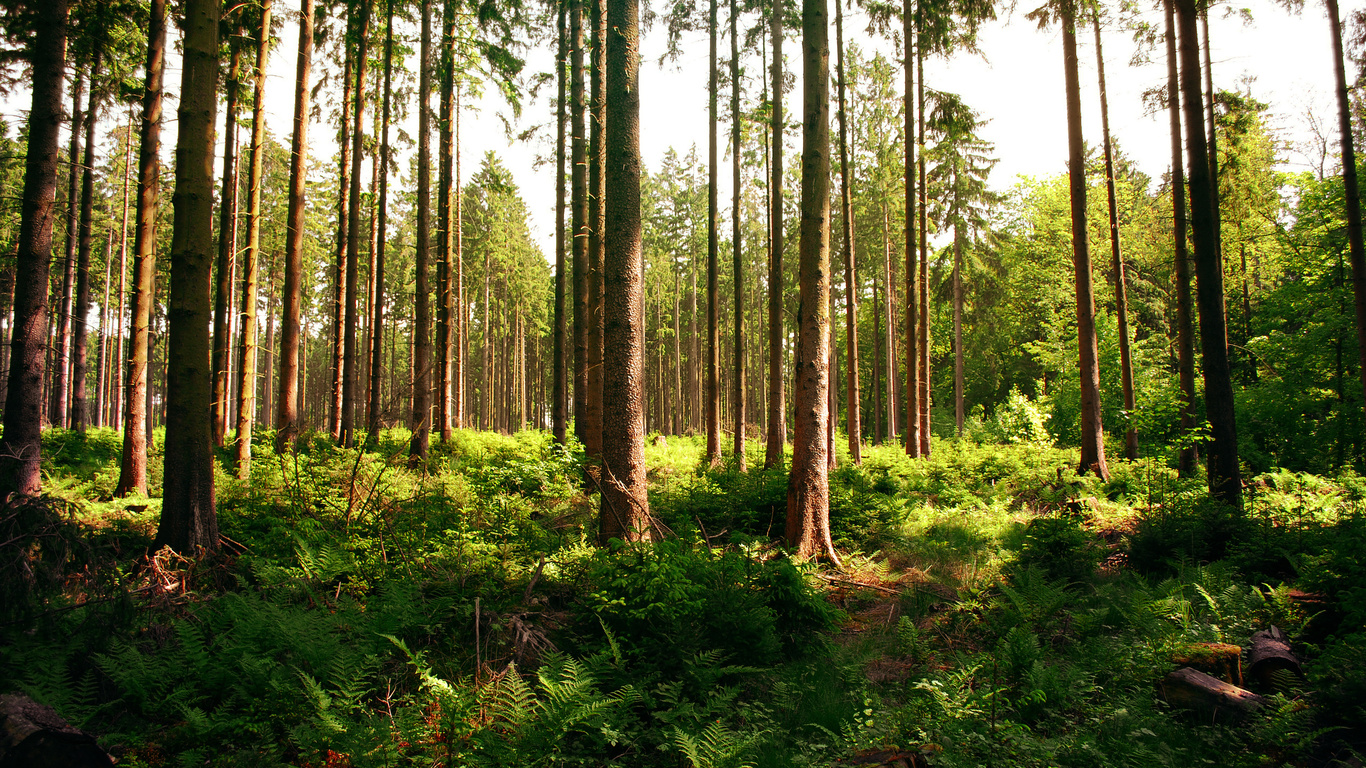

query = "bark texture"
277;0;313;452
765;0;786;468
409;0;434;461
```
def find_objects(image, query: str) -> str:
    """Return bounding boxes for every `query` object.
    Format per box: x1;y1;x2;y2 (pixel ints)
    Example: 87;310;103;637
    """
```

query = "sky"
1;0;1356;262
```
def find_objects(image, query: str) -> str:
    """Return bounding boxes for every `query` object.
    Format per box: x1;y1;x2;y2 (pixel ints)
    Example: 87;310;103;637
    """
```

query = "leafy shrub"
1126;497;1252;572
1011;515;1102;584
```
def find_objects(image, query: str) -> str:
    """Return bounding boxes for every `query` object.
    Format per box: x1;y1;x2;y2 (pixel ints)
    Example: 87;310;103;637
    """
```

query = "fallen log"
1247;626;1304;691
1161;667;1267;719
1172;642;1243;686
0;693;113;767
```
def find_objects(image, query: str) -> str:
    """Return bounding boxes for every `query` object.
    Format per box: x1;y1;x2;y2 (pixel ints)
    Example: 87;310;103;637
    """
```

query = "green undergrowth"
1;429;1363;766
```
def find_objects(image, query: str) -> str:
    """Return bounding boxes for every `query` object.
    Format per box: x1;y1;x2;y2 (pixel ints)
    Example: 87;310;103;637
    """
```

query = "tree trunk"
277;0;313;452
872;269;883;444
571;0;588;448
329;34;355;442
409;0;433;459
212;44;242;448
158;0;220;553
903;2;920;457
1062;6;1109;479
601;0;652;541
367;2;393;444
52;71;84;431
235;0;271;475
1176;0;1241;506
339;0;371;448
1093;13;1138;461
112;118;132;431
953;212;964;435
705;0;722;466
883;207;896;440
1163;0;1198;476
917;45;930;456
835;0;860;463
587;0;606;458
0;0;68;497
454;84;465;429
732;0;746;469
552;0;569;445
765;0;786;469
71;46;104;434
435;0;454;441
786;0;838;564
1326;0;1366;426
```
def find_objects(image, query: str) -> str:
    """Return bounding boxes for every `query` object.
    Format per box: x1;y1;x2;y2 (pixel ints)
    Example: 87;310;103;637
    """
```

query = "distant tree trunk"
1093;14;1138;461
212;44;242;448
436;0;454;441
571;0;588;447
329;34;355;442
235;0;272;475
71;46;104;434
601;0;652;541
836;0;860;463
52;71;83;431
277;0;313;452
953;201;964;435
453;84;465;429
765;0;786;469
552;0;569;445
587;0;606;458
705;0;722;466
917;45;930;456
902;2;920;457
882;208;896;440
1062;4;1109;479
872;269;883;443
786;0;837;563
1327;0;1366;425
1176;0;1241;506
158;0;220;552
410;0;434;460
1163;0;1197;475
1200;9;1222;275
732;0;746;469
0;0;68;497
339;0;371;448
367;2;393;444
116;0;163;496
112;119;132;431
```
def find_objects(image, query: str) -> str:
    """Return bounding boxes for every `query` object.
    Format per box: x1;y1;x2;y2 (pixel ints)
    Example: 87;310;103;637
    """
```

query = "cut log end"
1247;626;1304;691
0;693;113;768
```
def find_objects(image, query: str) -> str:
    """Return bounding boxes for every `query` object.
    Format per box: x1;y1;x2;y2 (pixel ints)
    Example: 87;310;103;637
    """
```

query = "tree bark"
1163;0;1198;476
158;0;220;553
732;0;746;469
587;0;606;459
1176;0;1241;506
329;31;355;442
277;0;313;452
601;0;652;542
1093;14;1138;461
52;71;84;431
71;46;104;434
435;0;454;441
1062;6;1109;479
765;0;786;468
212;44;242;448
571;0;588;448
953;204;964;435
410;0;434;460
339;0;371;448
367;2;393;444
705;0;722;466
236;0;272;475
553;0;569;445
454;85;465;429
903;3;920;457
835;0;860;463
786;0;838;564
917;45;930;456
1326;0;1366;427
0;0;68;497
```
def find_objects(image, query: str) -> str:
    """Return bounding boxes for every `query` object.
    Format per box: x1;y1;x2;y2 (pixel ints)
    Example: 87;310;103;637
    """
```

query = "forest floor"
2;426;1364;767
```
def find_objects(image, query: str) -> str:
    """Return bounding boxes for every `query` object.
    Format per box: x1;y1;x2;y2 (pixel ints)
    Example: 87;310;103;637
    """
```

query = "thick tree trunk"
212;44;242;448
0;0;68;497
158;0;220;553
71;47;103;434
765;0;786;468
1176;0;1241;506
835;0;860;463
52;71;84;431
236;0;272;475
116;0;163;497
587;0;606;458
786;0;838;564
367;3;393;444
571;0;588;447
553;0;569;445
1326;0;1366;426
732;0;746;469
277;0;313;452
903;3;920;457
1062;7;1109;479
1093;14;1138;461
339;1;371;448
601;0;652;541
1163;0;1198;476
410;0;434;460
329;38;355;442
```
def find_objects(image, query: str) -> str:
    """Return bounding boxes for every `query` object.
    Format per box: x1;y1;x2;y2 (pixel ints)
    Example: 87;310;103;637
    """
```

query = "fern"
673;720;763;768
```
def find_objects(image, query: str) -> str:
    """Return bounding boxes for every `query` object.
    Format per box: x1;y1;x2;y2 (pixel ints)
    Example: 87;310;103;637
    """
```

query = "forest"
0;0;1364;763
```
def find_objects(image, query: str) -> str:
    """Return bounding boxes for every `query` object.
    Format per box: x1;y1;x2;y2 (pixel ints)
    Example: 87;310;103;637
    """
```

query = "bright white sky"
1;0;1355;262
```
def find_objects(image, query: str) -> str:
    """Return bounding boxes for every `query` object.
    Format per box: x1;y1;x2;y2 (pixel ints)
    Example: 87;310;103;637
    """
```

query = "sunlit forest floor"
2;426;1364;766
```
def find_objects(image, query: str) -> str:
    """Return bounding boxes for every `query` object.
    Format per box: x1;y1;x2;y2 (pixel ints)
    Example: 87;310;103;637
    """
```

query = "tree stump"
0;693;113;767
1247;626;1303;691
1161;667;1267;719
